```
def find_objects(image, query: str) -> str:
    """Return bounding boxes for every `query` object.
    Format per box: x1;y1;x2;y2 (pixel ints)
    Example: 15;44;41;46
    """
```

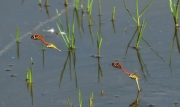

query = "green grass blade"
26;69;29;80
123;0;137;24
139;0;154;18
16;26;20;42
169;0;174;13
136;20;147;47
136;0;139;17
56;23;69;48
78;89;82;107
75;0;79;10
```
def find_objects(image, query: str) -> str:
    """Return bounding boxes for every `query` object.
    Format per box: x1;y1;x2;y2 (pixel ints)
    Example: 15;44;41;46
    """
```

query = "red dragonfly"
31;34;61;52
112;61;140;91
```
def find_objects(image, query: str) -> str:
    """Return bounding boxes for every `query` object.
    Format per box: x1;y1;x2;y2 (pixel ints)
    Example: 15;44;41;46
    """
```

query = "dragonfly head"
112;62;122;68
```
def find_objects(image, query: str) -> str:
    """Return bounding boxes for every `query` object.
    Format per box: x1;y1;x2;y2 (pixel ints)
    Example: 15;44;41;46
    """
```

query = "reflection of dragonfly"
31;34;61;52
112;61;140;91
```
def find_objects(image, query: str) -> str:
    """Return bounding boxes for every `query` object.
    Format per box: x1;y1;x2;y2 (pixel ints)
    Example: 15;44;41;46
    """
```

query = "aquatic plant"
38;0;42;5
44;0;49;6
75;0;80;10
26;57;33;83
111;7;116;21
136;19;147;49
123;0;153;27
64;0;68;6
56;9;76;50
87;0;94;14
96;32;102;57
98;0;102;16
89;92;94;107
16;26;20;43
169;0;180;27
78;89;82;107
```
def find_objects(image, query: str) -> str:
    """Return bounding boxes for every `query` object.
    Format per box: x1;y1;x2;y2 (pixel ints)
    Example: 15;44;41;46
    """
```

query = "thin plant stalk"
89;92;94;107
56;9;76;50
30;57;33;83
136;19;147;48
38;0;42;5
169;0;180;26
98;0;102;16
123;0;153;26
16;26;20;43
111;7;116;21
64;0;68;6
78;89;82;107
96;32;102;56
87;0;94;14
75;0;80;10
45;0;49;6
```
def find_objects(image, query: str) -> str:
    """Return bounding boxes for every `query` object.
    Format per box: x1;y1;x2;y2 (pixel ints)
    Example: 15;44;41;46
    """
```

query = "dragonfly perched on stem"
112;61;140;91
31;34;61;52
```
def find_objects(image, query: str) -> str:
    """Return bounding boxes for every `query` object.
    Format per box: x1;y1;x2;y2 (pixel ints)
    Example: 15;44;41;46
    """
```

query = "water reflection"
59;51;77;88
97;57;103;82
111;20;116;34
129;91;140;107
16;42;20;59
45;6;51;19
135;48;149;81
169;27;180;72
25;80;34;106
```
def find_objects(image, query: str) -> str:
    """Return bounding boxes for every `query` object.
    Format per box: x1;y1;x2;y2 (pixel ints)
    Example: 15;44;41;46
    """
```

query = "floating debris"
148;104;155;107
100;90;104;96
9;64;14;66
10;74;16;77
5;69;11;71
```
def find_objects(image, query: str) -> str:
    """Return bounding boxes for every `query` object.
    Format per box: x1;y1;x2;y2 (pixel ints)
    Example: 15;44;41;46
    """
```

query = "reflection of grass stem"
111;7;116;21
16;26;20;43
136;19;147;49
26;57;33;83
78;89;82;107
87;0;94;14
123;0;153;26
169;0;180;26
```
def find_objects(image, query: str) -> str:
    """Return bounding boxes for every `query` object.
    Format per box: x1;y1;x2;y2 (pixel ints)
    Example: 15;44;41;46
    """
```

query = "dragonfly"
112;61;140;91
31;34;61;52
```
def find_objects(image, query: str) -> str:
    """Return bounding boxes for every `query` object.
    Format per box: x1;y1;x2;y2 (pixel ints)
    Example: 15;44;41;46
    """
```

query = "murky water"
0;0;180;107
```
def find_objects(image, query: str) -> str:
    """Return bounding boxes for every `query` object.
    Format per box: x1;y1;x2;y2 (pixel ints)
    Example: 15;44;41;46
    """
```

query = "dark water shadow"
129;91;140;107
169;27;180;73
59;50;77;88
42;49;45;68
111;20;116;34
25;80;34;107
38;3;51;19
97;57;103;82
16;42;20;59
135;48;149;81
74;9;82;40
45;5;51;19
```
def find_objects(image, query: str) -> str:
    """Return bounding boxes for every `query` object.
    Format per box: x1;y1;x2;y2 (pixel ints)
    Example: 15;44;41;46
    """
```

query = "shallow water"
0;0;180;107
